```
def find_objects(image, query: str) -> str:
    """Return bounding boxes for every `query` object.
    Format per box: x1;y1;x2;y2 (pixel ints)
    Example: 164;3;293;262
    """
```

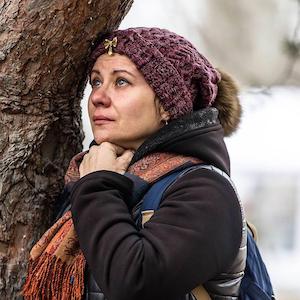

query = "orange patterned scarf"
23;152;201;299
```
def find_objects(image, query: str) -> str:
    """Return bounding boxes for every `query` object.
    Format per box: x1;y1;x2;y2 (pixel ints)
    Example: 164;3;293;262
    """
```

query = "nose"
90;86;111;108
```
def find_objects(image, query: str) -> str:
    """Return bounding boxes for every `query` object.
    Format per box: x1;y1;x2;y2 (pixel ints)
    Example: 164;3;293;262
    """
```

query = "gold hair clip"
103;37;118;56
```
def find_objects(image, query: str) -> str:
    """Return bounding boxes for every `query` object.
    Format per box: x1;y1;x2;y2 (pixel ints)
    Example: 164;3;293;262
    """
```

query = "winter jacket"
64;108;244;300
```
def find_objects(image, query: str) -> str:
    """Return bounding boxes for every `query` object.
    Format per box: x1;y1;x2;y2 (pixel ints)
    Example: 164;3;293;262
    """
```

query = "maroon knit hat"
90;27;221;119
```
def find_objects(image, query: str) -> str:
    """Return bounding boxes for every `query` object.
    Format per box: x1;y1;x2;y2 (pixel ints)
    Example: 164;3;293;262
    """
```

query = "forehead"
93;53;138;72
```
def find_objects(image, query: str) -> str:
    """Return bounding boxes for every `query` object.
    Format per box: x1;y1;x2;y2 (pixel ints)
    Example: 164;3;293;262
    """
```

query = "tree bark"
0;0;133;298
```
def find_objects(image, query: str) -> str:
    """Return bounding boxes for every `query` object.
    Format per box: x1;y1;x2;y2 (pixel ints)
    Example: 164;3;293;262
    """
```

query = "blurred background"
81;1;300;299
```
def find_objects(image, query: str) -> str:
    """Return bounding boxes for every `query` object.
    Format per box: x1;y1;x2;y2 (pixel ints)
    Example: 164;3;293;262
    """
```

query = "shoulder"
162;166;240;212
151;166;243;273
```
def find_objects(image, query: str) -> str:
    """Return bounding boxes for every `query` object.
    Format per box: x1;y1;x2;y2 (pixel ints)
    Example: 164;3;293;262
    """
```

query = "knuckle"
89;146;97;153
101;142;110;148
118;157;126;164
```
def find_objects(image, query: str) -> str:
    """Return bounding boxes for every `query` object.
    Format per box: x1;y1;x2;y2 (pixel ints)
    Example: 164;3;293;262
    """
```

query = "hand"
79;142;135;178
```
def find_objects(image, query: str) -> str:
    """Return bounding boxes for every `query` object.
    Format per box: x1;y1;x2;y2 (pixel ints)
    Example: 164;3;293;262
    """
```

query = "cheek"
123;91;157;120
87;96;92;113
127;105;145;118
123;103;153;125
88;97;95;121
122;102;160;134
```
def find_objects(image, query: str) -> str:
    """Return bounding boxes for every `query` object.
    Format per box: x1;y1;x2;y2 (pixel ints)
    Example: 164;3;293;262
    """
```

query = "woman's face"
88;53;168;150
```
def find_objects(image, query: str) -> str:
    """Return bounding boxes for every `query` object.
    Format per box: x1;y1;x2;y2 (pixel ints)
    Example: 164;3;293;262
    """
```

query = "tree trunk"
0;0;133;298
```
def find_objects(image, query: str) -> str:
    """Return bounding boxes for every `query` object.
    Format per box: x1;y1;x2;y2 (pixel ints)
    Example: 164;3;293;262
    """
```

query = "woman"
23;27;246;300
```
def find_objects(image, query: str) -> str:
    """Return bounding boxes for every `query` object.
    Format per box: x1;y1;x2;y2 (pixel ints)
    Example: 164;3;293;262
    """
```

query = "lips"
93;114;114;125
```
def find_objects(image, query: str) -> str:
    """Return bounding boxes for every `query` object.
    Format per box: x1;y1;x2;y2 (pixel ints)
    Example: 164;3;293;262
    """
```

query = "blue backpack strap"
140;163;203;228
141;163;231;212
141;167;191;211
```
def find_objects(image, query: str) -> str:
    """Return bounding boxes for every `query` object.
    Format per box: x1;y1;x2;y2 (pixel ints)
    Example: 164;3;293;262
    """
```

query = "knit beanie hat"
90;27;241;136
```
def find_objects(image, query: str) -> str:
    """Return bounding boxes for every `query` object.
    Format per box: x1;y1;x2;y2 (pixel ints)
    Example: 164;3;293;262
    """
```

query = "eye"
90;78;102;88
116;78;130;87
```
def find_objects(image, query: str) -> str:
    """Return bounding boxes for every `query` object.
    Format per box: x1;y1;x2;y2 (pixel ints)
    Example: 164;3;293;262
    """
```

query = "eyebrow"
113;69;135;77
90;69;135;77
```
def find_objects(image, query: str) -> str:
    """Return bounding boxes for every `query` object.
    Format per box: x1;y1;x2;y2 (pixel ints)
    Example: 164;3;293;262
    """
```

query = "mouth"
93;115;114;125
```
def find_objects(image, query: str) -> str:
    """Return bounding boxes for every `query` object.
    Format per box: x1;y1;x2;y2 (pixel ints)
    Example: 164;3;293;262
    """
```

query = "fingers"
110;143;127;156
80;143;135;177
91;142;126;156
115;150;134;174
117;149;134;164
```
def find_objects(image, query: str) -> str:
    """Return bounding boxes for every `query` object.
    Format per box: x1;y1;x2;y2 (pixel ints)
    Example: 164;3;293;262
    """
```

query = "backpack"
139;163;275;300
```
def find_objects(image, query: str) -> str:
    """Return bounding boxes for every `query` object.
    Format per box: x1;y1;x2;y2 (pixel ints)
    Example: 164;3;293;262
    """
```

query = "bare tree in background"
0;0;133;298
281;0;300;84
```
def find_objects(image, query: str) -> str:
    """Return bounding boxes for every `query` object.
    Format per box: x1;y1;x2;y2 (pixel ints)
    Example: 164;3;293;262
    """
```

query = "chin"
93;133;111;144
94;138;110;145
93;137;137;150
93;134;121;146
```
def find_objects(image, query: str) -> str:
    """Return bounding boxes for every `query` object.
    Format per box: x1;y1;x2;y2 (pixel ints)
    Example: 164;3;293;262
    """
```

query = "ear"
155;96;170;122
159;105;170;122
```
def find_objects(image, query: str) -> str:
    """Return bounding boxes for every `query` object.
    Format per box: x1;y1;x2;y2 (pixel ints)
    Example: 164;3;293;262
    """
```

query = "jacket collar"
130;108;220;165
